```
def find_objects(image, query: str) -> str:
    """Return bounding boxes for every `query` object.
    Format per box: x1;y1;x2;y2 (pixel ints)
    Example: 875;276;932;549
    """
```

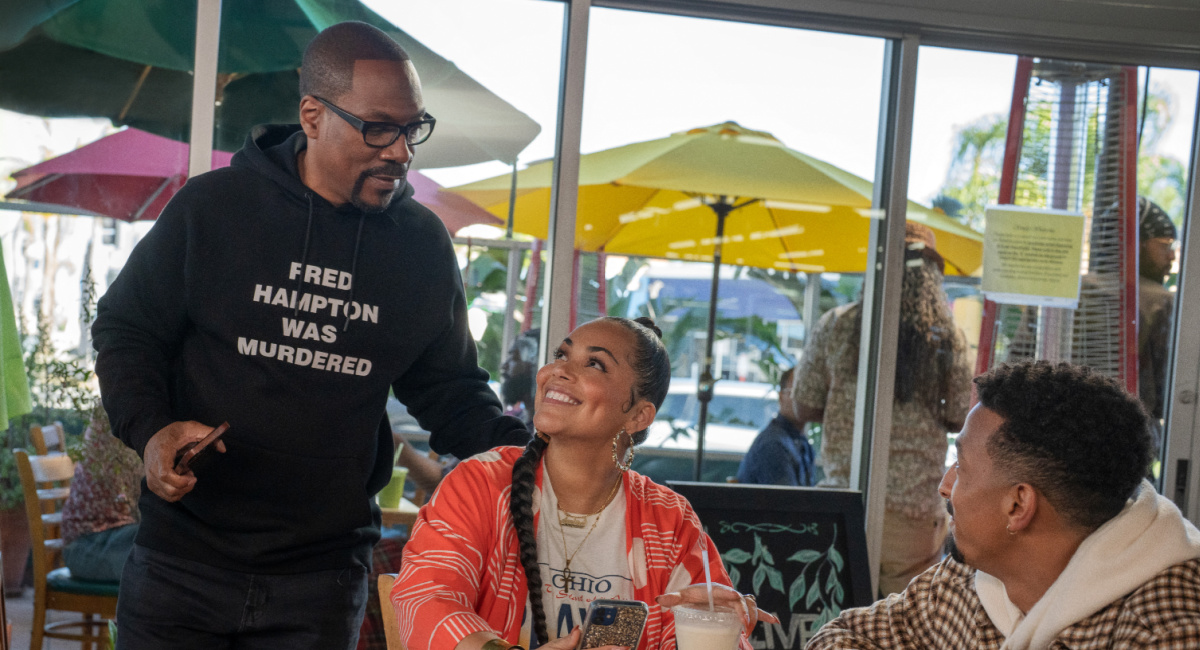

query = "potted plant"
0;426;31;596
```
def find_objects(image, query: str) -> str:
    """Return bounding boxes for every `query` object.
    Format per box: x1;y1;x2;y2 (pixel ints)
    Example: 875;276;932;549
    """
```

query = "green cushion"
46;567;120;597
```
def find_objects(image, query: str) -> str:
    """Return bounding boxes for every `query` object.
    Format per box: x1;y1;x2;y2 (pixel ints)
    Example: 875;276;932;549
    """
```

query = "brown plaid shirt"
806;556;1200;649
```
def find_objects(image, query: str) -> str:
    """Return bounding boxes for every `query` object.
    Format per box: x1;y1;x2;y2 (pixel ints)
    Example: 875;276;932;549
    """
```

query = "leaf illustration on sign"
721;532;786;597
785;523;845;621
723;548;752;564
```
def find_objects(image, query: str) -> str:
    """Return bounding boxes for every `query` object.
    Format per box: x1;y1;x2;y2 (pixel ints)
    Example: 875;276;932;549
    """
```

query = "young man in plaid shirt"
809;361;1200;650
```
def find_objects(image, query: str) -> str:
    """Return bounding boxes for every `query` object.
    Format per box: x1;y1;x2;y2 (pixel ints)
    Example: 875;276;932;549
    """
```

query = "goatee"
945;531;965;564
350;164;407;213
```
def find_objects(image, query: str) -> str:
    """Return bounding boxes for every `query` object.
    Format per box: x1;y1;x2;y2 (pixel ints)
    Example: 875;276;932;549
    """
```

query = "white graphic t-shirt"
519;470;632;646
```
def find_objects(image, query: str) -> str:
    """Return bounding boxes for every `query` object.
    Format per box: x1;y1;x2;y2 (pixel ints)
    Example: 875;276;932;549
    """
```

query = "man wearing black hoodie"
91;22;529;649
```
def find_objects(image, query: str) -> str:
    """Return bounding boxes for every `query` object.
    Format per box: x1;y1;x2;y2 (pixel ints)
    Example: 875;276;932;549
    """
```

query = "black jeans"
116;544;368;650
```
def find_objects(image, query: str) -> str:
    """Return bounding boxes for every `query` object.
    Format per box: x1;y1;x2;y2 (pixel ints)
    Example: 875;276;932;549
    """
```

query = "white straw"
701;547;715;611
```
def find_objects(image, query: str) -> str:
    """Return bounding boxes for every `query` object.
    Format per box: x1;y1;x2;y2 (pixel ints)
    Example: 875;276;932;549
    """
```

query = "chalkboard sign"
667;483;871;650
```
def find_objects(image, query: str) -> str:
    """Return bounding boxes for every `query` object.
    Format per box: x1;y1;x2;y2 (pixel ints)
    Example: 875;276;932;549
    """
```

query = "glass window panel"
910;47;1198;488
909;47;1017;473
363;0;564;440
577;7;887;517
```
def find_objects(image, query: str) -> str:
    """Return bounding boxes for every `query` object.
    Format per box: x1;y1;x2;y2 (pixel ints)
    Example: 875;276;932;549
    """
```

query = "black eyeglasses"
315;97;436;148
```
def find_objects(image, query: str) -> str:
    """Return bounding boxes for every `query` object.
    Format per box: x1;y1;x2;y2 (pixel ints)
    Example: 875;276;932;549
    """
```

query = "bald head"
299;21;411;102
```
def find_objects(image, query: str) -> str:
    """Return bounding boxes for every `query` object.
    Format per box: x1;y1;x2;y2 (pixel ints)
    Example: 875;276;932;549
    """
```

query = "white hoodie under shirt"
975;480;1200;650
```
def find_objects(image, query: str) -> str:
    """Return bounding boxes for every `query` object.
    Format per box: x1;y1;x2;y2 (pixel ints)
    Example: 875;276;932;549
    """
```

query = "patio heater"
975;58;1139;394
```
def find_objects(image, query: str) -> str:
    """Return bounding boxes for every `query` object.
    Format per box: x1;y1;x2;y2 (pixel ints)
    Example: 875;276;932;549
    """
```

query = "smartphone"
577;599;648;650
173;422;230;475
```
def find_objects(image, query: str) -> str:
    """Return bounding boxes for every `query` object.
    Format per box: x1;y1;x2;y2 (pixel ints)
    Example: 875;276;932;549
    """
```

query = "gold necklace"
558;475;622;589
558;474;621;528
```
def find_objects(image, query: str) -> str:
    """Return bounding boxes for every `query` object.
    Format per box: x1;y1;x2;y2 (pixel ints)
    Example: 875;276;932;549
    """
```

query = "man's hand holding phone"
144;421;228;502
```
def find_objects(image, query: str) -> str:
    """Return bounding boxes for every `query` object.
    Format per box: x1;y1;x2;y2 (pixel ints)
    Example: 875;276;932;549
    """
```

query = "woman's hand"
540;626;630;650
656;584;780;633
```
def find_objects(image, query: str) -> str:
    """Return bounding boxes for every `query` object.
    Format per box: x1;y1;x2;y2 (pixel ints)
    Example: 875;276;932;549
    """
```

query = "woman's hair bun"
633;316;663;339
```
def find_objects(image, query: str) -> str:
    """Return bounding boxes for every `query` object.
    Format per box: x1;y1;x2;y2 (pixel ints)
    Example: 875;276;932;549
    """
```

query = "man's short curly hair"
975;361;1151;532
299;22;410;101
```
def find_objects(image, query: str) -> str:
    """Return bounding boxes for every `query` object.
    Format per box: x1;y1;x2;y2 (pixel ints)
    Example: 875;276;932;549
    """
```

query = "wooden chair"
13;449;118;650
378;573;402;649
29;422;66;456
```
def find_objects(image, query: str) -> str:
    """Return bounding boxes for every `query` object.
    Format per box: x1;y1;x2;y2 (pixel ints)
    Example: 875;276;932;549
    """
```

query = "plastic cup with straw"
702;547;716;611
672;550;742;650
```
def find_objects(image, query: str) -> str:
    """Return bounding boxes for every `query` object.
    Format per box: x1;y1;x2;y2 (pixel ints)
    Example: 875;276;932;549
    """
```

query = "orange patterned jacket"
392;446;741;650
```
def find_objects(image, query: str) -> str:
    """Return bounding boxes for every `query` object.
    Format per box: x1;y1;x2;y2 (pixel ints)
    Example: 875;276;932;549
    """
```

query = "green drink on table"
378;441;407;508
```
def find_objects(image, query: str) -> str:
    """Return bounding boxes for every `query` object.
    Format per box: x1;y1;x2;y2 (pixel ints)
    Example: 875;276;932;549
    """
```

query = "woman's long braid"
510;433;550;645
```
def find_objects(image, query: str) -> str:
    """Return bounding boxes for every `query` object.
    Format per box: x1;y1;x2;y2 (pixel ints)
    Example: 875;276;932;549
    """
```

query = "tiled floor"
4;588;92;650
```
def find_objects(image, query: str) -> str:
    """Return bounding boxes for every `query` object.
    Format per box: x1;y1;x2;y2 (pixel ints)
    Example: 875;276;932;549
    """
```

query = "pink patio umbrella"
6;128;500;234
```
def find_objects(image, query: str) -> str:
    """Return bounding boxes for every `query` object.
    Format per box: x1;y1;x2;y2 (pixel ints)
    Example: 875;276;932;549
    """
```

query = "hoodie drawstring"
296;192;366;331
343;212;366;331
294;193;315;316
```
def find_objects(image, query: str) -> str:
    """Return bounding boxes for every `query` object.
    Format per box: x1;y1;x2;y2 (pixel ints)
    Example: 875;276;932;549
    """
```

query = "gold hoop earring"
612;428;634;472
535;429;551;444
1006;524;1016;537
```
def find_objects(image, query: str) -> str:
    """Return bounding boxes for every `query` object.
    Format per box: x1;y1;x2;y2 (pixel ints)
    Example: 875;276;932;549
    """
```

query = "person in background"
736;367;816;486
792;222;972;595
394;317;776;650
60;405;142;583
500;328;540;430
91;21;528;649
1137;197;1177;459
807;361;1200;650
392;429;447;496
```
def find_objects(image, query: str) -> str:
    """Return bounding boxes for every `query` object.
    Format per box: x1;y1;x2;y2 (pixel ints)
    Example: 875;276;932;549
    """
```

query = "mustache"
945;499;954;517
363;164;408;178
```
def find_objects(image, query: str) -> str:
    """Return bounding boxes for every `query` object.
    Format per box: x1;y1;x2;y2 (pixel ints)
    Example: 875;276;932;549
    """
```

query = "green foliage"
605;256;649;318
462;246;531;378
938;83;1188;229
939;113;1008;229
0;310;99;510
0;431;25;509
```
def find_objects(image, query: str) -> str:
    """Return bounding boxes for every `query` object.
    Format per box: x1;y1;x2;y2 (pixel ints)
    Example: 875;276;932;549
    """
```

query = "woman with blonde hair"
393;316;774;650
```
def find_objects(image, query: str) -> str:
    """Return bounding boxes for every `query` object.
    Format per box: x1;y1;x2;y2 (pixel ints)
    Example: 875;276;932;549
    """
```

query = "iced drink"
672;604;742;650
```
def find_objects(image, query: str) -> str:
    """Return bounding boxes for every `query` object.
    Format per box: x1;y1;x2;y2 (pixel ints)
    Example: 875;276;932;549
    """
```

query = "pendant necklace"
559;475;622;588
558;475;620;528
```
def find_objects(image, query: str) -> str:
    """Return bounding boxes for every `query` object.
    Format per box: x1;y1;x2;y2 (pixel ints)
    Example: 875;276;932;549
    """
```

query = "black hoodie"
92;125;529;574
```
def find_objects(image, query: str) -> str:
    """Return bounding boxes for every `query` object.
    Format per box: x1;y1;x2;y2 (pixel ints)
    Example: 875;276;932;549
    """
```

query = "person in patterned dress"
61;405;143;582
792;222;972;595
807;361;1200;650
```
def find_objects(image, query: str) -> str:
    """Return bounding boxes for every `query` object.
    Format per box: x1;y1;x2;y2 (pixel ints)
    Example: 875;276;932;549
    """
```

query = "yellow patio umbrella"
448;121;983;276
449;121;982;478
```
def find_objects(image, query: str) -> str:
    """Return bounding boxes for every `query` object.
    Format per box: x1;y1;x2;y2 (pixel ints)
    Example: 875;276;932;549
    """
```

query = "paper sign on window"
981;206;1085;308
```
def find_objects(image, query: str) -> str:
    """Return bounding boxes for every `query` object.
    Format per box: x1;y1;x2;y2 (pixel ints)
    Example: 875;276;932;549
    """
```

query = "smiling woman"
393;316;777;650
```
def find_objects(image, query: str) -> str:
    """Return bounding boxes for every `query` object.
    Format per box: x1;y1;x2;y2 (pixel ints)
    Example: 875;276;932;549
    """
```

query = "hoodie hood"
230;124;416;222
233;124;419;330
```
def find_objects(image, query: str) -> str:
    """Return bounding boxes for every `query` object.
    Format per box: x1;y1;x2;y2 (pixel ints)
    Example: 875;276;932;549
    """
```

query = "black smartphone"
173;422;230;475
577;599;649;650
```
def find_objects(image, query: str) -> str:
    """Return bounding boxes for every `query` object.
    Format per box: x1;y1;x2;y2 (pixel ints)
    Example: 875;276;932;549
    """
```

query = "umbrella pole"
501;161;520;357
694;199;733;481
